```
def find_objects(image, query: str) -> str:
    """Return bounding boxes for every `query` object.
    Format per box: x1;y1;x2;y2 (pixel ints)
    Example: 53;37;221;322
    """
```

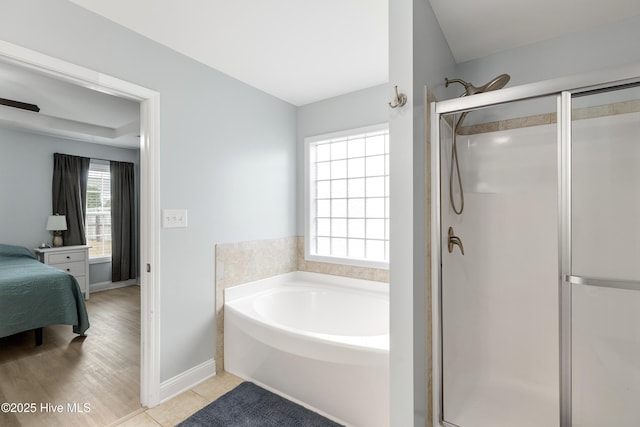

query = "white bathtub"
224;271;389;427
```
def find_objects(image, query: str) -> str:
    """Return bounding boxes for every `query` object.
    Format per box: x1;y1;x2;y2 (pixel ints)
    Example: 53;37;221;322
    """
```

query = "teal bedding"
0;244;90;338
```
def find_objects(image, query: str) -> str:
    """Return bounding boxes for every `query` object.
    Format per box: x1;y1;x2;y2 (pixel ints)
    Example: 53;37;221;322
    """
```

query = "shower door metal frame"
430;62;640;427
558;91;572;427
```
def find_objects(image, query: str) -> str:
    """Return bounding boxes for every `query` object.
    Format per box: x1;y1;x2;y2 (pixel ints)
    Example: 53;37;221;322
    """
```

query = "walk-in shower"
431;64;640;427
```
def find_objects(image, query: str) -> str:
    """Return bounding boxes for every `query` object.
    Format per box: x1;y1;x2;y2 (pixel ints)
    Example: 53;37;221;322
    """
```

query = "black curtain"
52;153;90;246
111;160;137;281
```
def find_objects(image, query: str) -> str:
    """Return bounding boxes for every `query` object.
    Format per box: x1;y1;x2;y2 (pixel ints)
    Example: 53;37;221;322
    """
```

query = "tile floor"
111;371;244;427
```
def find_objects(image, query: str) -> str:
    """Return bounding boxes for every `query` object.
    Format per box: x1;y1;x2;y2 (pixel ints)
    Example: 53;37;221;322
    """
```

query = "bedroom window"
86;160;111;259
305;123;389;269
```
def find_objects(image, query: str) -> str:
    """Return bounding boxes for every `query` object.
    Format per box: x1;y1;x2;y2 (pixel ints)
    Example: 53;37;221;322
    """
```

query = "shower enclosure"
431;64;640;427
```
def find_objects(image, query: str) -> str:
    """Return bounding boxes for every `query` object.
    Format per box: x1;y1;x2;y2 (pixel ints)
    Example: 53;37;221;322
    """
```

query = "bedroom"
0;57;143;422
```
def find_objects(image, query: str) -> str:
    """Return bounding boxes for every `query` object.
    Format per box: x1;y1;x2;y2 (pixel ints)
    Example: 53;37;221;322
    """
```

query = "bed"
0;243;90;345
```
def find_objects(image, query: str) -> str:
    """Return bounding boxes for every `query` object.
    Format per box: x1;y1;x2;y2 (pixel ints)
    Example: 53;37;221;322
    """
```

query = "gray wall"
0;0;297;382
295;83;389;236
0;127;139;284
388;0;457;425
410;2;456;425
453;14;640;94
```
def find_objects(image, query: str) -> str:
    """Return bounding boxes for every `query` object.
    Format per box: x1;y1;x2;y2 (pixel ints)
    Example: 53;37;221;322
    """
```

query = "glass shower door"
570;86;640;426
440;96;560;427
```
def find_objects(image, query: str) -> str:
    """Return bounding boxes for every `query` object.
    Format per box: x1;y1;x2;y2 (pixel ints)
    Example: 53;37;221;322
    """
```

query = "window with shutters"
305;123;389;269
86;160;111;259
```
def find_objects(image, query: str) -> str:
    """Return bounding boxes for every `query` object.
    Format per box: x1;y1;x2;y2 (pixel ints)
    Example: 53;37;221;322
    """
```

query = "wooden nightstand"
35;245;90;300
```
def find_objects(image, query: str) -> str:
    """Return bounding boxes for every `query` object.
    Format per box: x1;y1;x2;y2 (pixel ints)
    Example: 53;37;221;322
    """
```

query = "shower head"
481;73;511;92
445;73;511;96
445;73;511;132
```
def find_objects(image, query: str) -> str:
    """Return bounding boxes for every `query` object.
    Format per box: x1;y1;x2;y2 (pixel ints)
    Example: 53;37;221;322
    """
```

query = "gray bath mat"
176;381;344;427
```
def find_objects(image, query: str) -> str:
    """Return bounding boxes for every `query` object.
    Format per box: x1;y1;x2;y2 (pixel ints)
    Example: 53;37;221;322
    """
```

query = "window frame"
304;123;390;269
86;159;112;262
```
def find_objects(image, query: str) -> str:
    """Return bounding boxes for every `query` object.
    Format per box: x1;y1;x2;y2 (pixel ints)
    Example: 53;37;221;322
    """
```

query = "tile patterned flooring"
112;371;243;427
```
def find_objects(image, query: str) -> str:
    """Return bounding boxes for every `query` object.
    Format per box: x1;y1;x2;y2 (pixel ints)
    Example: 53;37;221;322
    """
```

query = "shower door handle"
448;227;464;255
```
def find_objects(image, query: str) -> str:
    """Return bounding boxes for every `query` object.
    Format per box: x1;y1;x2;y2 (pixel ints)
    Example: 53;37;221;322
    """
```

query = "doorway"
0;40;161;408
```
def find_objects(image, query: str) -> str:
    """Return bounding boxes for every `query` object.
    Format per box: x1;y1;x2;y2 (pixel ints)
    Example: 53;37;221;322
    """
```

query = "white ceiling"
0;59;140;148
429;0;640;63
68;0;640;106
69;0;389;107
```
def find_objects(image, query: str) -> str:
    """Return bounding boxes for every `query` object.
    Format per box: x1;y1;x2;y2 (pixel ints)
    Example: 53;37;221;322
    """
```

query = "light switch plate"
162;209;188;228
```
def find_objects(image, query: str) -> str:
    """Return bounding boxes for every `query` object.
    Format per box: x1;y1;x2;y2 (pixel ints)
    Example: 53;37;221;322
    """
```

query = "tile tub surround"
214;236;389;371
296;236;389;283
215;237;298;288
215;237;298;371
457;98;640;135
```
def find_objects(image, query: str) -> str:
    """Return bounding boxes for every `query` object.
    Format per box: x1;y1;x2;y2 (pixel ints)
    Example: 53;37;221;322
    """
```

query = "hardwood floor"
0;286;142;427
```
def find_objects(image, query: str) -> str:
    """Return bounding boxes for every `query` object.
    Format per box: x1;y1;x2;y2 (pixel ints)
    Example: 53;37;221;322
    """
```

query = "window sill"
89;256;112;265
305;253;389;270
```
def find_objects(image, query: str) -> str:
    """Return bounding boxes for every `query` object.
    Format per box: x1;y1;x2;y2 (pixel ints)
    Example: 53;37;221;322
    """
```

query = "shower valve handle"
448;227;464;255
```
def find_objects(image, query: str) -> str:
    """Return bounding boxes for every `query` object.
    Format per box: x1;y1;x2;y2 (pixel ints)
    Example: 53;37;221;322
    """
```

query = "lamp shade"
46;215;67;231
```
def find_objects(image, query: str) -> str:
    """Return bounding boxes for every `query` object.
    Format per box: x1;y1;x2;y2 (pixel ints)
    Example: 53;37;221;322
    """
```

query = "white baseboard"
159;358;216;403
90;279;138;293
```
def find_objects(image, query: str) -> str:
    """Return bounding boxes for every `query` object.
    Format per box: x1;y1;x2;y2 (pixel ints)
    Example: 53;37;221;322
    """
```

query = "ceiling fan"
0;97;40;112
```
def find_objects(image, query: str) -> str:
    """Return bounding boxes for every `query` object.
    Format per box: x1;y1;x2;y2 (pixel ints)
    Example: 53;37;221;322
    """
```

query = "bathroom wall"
0;0;298;383
453;14;640;96
295;85;391;280
391;1;456;425
296;83;389;236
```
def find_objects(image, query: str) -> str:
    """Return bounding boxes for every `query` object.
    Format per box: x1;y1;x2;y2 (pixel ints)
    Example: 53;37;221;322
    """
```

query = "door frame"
0;40;162;407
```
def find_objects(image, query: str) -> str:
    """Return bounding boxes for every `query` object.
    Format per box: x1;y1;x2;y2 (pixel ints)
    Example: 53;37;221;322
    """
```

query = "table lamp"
46;214;67;247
